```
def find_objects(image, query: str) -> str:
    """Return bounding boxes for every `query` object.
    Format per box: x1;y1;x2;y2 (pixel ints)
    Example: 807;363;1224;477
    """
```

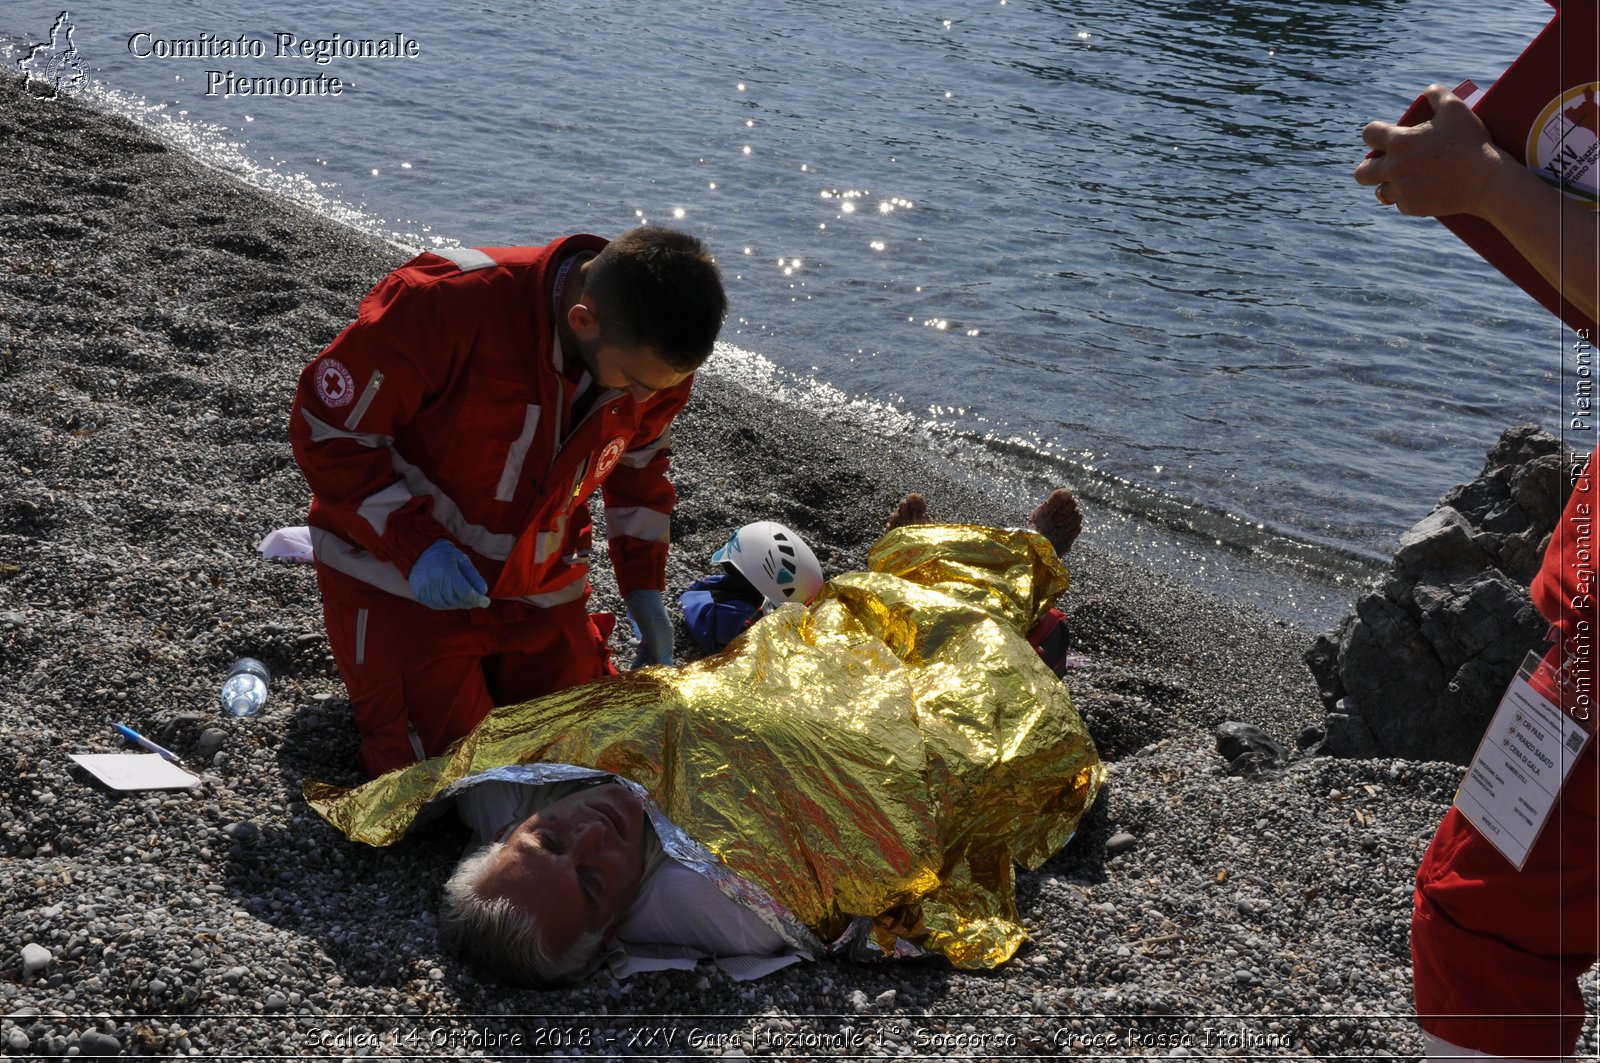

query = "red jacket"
290;235;690;610
1412;445;1600;1057
1531;443;1598;725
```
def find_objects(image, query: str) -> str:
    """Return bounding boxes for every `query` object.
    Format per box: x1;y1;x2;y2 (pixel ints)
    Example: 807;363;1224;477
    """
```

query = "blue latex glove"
409;539;491;610
625;589;674;669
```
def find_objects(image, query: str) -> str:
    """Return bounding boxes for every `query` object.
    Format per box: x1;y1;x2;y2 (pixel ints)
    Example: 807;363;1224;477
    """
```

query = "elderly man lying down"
306;507;1104;985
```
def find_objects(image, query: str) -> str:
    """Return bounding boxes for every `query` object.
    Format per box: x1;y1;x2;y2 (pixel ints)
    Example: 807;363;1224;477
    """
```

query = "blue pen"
114;723;183;765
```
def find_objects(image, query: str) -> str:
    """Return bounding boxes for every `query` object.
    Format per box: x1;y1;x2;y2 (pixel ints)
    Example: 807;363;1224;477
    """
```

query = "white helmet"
710;521;824;612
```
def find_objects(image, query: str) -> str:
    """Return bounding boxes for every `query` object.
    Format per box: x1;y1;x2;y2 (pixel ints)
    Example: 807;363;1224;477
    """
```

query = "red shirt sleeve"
601;377;694;596
289;266;454;575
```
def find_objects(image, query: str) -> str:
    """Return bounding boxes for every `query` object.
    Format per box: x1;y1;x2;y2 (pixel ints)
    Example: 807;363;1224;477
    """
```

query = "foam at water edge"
704;342;926;439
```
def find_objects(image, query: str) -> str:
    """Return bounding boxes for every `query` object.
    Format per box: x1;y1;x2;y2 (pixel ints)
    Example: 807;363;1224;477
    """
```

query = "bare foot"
1029;487;1083;556
885;492;930;532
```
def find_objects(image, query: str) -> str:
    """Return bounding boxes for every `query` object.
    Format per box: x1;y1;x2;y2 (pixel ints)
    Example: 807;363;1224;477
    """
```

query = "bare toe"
885;492;930;532
1029;487;1083;556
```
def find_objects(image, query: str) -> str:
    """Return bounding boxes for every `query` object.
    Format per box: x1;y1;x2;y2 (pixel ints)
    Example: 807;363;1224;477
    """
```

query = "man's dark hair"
585;226;726;371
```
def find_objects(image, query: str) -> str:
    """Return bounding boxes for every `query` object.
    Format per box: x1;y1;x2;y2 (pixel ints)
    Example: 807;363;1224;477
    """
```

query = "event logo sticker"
1528;83;1600;206
20;10;86;97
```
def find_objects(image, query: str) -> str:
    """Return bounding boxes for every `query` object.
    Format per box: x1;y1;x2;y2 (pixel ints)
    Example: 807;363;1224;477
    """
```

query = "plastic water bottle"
220;658;270;718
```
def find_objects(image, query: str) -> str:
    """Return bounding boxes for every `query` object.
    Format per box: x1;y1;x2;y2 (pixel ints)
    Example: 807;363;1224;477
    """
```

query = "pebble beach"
1;73;1592;1058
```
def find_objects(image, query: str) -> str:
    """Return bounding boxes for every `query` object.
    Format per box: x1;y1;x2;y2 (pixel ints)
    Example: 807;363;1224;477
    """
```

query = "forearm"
602;439;674;595
604;386;691;595
1476;159;1600;326
289;414;450;573
608;518;671;596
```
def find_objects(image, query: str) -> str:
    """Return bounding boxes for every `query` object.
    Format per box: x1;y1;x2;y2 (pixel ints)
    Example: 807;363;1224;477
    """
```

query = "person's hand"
409;539;491;609
1355;84;1512;218
625;589;674;669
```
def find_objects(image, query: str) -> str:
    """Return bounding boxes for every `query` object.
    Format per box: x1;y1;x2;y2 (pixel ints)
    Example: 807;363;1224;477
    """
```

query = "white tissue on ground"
259;526;314;563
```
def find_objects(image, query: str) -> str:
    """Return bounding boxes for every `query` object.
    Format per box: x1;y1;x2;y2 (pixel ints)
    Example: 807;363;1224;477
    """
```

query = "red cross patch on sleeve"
316;359;356;408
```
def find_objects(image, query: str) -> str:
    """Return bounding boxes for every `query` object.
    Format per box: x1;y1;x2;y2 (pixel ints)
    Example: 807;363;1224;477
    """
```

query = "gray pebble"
194;729;226;761
1105;831;1137;855
146;978;167;995
222;966;247;985
847;989;870;1013
264;992;287;1013
223;822;260;843
77;1029;122;1056
6;1028;30;1051
20;943;51;978
874;988;896;1008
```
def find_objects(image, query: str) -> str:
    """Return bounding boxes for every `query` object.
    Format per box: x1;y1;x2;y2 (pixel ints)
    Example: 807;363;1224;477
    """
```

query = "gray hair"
437;840;609;987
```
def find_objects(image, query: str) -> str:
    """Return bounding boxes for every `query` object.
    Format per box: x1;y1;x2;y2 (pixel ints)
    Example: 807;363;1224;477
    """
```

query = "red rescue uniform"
290;236;689;776
1412;444;1599;1058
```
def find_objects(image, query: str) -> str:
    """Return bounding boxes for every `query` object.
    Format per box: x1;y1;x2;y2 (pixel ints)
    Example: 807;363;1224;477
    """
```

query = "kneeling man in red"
290;227;726;778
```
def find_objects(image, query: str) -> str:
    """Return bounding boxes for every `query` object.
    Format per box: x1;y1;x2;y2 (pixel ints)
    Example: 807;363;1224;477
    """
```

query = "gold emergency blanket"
305;524;1104;968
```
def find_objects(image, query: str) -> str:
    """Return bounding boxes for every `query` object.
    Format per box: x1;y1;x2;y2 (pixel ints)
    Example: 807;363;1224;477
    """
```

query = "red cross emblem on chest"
596;437;627;478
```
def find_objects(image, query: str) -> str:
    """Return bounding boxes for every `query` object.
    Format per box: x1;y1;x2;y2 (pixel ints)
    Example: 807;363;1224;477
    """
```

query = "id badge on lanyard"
1455;649;1594;869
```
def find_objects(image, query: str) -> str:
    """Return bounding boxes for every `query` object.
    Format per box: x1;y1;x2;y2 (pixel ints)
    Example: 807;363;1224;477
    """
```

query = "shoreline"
81;65;1383;628
1;74;1586;1057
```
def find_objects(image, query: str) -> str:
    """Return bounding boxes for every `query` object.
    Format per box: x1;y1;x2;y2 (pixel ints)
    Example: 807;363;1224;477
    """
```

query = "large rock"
1306;425;1577;763
1393;506;1488;580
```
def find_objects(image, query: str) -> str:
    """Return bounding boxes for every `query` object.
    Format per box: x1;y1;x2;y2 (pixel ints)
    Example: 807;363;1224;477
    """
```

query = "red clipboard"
1389;0;1598;336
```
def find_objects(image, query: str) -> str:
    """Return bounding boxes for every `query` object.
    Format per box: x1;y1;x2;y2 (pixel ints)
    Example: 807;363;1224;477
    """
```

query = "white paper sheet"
69;753;200;790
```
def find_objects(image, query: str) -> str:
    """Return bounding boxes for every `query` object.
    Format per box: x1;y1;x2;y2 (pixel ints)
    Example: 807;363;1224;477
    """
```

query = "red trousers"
1412;736;1598;1057
319;577;617;778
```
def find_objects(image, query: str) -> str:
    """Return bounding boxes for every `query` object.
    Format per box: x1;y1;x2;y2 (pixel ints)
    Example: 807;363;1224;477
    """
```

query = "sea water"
1;0;1580;623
